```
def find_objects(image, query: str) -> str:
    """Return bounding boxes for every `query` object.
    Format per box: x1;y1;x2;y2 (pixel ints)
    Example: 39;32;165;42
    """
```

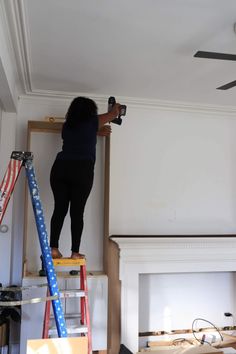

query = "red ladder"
0;152;24;224
42;258;92;354
0;152;68;337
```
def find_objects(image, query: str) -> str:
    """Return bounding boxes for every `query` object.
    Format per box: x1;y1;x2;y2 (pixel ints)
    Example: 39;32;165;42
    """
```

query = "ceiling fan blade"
217;80;236;90
194;51;236;61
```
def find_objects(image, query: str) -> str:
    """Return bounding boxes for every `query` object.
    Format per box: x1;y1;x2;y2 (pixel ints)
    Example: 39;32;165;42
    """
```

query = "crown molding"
3;0;32;93
19;90;236;117
0;0;23;111
7;1;236;117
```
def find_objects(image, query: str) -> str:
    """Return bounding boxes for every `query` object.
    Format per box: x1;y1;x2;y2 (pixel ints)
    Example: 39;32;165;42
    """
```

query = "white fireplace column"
111;236;236;353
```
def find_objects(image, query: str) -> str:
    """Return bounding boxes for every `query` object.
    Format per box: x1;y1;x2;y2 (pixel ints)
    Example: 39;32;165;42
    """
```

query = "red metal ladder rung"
42;262;92;354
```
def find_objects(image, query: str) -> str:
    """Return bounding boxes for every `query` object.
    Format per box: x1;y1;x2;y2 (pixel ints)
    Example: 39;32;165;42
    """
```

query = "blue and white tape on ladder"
24;157;67;338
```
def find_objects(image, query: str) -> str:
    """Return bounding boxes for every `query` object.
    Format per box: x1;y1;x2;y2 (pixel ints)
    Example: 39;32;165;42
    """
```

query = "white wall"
110;106;236;235
109;105;236;343
12;97;69;283
6;96;236;346
12;97;236;279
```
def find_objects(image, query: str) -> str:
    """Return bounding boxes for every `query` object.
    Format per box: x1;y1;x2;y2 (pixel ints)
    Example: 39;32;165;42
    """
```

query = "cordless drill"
108;96;127;125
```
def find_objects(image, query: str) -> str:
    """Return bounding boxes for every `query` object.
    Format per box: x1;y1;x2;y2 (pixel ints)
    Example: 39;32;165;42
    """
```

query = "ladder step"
50;313;81;320
53;258;86;267
49;325;88;335
60;289;86;298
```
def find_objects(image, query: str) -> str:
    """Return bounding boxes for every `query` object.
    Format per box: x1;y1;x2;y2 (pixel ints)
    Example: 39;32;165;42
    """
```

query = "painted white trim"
3;0;32;93
0;0;21;110
0;58;16;111
112;236;236;353
18;91;236;116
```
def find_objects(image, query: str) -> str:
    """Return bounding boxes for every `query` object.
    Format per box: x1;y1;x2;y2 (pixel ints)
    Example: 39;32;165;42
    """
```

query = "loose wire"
192;318;223;345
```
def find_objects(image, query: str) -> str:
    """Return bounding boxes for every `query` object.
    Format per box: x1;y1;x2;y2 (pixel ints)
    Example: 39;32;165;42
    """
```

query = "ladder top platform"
53;258;86;266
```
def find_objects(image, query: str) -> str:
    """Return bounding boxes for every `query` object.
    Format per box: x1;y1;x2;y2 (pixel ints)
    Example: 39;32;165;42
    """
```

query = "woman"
50;96;120;259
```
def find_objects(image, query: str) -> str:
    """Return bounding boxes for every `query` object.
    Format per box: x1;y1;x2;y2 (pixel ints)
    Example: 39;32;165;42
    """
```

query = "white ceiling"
6;0;236;107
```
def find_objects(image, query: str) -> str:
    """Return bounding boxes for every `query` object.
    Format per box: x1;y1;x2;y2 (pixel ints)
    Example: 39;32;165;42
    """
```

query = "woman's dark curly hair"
65;96;98;128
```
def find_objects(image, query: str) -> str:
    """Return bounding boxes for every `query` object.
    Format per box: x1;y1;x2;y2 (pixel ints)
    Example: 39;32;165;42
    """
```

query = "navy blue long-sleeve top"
56;116;99;162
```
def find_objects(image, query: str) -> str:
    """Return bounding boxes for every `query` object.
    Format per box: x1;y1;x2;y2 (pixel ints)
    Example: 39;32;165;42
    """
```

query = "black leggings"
49;159;94;253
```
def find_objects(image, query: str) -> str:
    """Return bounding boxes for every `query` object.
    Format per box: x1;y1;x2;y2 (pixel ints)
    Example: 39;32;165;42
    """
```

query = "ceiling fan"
194;50;236;90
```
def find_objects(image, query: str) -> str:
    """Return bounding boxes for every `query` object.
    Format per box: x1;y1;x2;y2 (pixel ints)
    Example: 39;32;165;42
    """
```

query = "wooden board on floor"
138;346;224;354
27;337;88;354
214;333;236;349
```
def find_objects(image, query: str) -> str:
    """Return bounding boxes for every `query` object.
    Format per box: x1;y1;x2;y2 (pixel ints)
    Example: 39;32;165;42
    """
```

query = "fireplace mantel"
111;235;236;353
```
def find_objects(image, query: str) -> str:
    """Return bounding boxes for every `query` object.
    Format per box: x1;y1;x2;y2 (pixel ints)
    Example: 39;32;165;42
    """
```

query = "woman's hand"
110;103;121;119
97;124;112;137
98;103;121;128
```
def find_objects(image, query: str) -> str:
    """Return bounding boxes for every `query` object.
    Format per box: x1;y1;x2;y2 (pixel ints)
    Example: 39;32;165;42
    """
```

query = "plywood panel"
27;337;88;354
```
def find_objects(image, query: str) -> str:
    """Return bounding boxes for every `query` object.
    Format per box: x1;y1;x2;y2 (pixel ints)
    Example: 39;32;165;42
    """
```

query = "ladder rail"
0;152;24;224
81;263;92;354
42;289;51;339
43;260;92;353
24;155;67;338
